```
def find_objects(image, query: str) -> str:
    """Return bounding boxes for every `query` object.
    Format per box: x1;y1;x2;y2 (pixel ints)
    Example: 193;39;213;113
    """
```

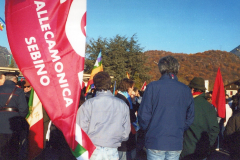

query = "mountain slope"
144;50;240;90
0;45;11;67
230;45;240;58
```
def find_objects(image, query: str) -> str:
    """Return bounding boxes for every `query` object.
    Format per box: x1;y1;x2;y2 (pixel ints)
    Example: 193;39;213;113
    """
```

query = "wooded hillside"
144;50;240;90
2;42;240;91
0;46;11;67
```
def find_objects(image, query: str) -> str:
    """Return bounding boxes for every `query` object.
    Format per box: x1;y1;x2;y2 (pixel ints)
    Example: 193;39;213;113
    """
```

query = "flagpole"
0;17;5;25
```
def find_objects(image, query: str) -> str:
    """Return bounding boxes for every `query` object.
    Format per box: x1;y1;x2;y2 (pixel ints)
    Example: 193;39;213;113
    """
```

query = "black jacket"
115;93;136;151
0;80;29;134
224;110;240;159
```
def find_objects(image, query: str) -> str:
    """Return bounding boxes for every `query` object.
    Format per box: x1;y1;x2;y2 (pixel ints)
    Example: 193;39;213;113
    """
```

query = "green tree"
85;34;151;88
9;58;15;68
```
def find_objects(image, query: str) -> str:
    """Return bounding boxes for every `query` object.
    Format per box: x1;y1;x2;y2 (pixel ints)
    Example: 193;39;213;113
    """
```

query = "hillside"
230;45;240;58
0;45;17;67
144;50;240;90
0;45;11;67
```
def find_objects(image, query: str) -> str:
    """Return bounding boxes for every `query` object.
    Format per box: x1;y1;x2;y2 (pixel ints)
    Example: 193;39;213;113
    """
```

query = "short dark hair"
133;87;138;92
205;92;212;100
93;71;111;91
158;56;179;75
193;88;205;93
117;78;134;92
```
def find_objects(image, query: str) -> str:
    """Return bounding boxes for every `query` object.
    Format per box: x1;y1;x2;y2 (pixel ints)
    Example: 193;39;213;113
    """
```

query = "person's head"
225;94;229;99
93;71;111;91
0;71;5;86
138;90;144;97
232;95;240;110
90;88;96;96
158;56;180;75
130;90;136;99
133;87;139;97
16;81;22;88
205;92;212;103
23;80;32;93
133;87;138;92
188;77;206;93
79;87;86;107
117;78;135;95
4;72;18;84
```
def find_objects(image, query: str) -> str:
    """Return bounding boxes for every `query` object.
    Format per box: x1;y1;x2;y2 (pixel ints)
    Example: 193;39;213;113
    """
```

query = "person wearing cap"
0;72;29;159
0;72;5;86
138;56;195;160
180;77;219;160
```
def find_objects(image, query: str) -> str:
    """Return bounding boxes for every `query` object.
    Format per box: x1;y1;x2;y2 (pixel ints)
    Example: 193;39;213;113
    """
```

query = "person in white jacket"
77;71;131;160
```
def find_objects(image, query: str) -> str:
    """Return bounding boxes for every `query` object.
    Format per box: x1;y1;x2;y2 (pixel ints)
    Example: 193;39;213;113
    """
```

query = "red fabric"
81;129;96;159
5;0;88;151
131;124;136;134
212;68;226;118
192;92;202;96
141;81;147;91
28;119;44;160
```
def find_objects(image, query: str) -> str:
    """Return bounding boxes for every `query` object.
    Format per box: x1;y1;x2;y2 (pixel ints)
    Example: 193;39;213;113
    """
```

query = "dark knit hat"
189;77;206;91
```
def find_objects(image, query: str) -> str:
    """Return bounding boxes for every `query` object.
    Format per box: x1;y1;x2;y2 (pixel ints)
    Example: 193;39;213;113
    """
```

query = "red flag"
5;1;95;157
141;81;147;91
212;68;226;118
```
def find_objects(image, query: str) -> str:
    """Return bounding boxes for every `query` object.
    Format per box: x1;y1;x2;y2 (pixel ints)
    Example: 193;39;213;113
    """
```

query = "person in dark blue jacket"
0;72;29;159
138;56;195;160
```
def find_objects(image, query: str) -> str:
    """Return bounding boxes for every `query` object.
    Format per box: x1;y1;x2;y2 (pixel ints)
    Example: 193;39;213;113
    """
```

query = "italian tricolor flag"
72;111;96;159
26;89;44;160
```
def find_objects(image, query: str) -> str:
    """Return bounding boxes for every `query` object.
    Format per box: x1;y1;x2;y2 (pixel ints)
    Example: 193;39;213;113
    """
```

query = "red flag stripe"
28;119;44;160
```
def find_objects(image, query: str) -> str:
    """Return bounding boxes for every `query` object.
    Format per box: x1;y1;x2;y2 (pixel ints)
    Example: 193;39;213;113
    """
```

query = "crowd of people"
0;55;240;160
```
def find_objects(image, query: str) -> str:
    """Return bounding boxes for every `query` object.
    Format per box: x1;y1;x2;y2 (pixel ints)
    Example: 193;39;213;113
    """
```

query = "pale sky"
0;0;239;54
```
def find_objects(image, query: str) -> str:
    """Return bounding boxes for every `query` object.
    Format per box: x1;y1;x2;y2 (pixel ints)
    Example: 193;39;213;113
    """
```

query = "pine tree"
9;58;15;68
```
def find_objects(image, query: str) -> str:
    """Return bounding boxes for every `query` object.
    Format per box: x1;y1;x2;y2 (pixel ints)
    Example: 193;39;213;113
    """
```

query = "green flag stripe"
71;143;87;158
92;62;102;70
26;88;34;119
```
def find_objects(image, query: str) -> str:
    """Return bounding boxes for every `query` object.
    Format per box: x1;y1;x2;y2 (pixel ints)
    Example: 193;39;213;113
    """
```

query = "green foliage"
0;46;11;67
85;34;151;87
9;58;15;68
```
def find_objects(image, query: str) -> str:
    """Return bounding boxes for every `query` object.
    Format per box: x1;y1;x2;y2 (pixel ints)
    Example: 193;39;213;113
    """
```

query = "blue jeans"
90;146;118;160
118;149;136;160
147;149;181;160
